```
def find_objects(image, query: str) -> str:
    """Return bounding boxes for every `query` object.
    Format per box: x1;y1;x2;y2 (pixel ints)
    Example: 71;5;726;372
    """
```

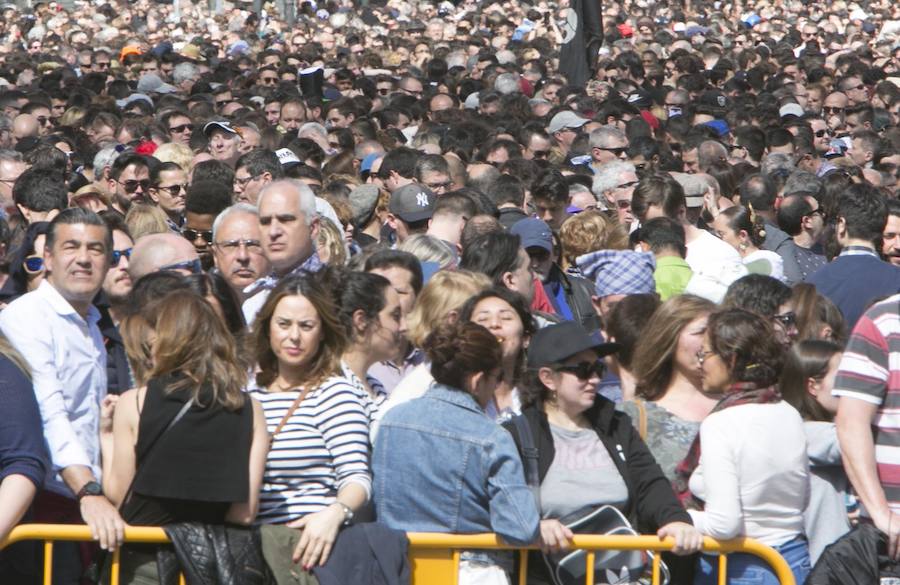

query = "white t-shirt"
688;401;810;546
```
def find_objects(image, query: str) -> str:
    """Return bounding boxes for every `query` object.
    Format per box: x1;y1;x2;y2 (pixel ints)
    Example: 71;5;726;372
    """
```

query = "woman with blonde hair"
558;210;629;272
125;204;169;240
316;218;348;266
398;234;457;270
620;294;718;482
152;143;194;172
372;269;491;438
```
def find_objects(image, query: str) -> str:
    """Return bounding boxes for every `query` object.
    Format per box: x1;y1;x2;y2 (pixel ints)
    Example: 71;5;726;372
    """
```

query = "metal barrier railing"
1;524;797;585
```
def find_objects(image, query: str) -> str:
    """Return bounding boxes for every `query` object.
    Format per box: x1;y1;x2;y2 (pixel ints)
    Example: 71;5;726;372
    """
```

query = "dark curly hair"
706;308;784;388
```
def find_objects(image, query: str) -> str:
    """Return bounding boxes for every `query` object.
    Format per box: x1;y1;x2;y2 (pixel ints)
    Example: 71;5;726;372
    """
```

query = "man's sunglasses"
169;123;194;134
554;360;606;380
183;228;214;244
158;184;188;197
118;179;150;193
160;259;203;274
23;255;43;273
111;248;132;266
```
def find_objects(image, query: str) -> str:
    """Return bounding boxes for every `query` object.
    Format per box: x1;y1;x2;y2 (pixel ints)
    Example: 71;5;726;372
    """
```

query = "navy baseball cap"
527;322;620;368
511;218;553;253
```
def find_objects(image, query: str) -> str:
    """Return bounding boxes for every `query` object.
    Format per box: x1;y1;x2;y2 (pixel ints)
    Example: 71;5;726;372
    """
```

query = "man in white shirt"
0;208;124;581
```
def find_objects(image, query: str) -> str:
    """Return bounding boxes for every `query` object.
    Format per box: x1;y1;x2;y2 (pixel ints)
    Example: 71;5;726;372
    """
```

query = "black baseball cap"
527;322;619;369
389;183;436;223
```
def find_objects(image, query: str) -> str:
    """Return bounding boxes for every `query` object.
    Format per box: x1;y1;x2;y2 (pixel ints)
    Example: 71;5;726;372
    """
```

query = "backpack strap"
512;414;541;511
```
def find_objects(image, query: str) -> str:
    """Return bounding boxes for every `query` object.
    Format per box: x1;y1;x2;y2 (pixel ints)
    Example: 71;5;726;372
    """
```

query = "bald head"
12;114;38;140
129;233;200;279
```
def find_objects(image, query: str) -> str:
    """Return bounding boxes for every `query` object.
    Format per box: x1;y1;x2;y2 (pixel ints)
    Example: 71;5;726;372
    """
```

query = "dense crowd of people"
0;0;900;583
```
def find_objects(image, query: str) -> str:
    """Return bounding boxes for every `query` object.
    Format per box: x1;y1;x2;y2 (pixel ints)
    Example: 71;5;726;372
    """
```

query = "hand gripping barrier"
1;524;797;585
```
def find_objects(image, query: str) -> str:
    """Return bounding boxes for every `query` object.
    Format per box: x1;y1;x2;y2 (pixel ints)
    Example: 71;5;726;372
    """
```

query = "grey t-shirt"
540;424;629;519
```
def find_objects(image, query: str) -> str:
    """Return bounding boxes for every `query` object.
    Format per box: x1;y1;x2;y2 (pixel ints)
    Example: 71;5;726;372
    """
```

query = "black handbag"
511;415;669;585
156;523;274;585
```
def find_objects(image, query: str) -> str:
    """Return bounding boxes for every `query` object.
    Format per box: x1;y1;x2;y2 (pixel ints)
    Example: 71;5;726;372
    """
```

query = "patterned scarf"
242;251;324;297
672;382;782;510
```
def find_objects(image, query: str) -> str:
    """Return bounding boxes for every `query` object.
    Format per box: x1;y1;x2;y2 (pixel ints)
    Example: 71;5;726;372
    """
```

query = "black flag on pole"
558;0;604;88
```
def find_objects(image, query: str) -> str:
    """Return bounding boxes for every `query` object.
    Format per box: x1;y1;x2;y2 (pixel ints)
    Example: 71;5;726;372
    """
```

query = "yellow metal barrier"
1;524;797;585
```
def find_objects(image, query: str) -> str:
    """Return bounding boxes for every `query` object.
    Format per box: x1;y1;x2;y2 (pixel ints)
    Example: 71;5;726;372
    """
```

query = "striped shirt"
833;293;900;512
341;361;386;426
249;376;372;525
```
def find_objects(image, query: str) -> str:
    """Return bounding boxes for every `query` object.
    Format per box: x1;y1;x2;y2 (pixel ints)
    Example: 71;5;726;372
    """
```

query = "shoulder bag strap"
120;397;193;510
272;386;313;437
512;414;542;512
635;399;648;441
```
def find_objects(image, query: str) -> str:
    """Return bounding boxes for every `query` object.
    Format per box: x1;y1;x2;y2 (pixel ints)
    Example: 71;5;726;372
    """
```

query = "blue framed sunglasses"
111;248;133;266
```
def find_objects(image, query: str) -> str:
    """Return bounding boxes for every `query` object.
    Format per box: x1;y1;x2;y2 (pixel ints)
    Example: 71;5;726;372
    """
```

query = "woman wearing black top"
101;290;268;584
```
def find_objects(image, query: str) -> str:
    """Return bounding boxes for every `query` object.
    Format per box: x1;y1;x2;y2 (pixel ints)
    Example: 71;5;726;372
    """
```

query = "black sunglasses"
111;248;132;266
822;106;845;115
118;179;150;193
183;228;213;244
158;184;188;196
814;129;832;138
169;123;194;134
597;146;628;156
554;360;606;380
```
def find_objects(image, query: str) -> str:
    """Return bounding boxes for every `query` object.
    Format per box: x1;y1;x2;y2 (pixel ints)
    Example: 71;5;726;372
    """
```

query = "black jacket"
543;264;599;334
95;295;132;395
502;400;691;533
807;523;900;584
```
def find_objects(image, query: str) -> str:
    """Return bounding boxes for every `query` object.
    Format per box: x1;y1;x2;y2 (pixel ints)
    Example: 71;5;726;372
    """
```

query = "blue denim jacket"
373;384;540;546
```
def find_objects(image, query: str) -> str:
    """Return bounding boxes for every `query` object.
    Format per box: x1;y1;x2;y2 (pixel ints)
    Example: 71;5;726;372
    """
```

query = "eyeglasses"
214;238;264;254
822;106;845;115
159;258;203;274
598;146;628;156
36;116;50;126
110;248;132;266
260;76;278;85
182;228;213;244
157;184;188;196
805;208;825;219
696;349;716;365
773;311;797;329
554;360;606;380
117;179;150;193
169;123;194;134
425;181;452;191
531;150;550;159
94;61;110;69
23;255;43;274
234;174;261;188
814;129;833;138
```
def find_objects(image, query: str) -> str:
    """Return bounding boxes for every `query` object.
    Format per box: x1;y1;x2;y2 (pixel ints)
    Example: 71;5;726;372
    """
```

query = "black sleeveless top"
122;374;253;526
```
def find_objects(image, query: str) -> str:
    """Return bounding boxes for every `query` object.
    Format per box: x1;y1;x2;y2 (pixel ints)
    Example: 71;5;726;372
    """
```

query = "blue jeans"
695;536;811;585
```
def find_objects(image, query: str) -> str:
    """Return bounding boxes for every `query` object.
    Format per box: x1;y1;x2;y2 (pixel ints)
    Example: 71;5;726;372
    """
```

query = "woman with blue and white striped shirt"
248;274;370;570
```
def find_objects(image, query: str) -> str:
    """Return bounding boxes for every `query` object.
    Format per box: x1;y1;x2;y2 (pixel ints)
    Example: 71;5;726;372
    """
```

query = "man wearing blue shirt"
808;183;900;330
0;208;123;583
